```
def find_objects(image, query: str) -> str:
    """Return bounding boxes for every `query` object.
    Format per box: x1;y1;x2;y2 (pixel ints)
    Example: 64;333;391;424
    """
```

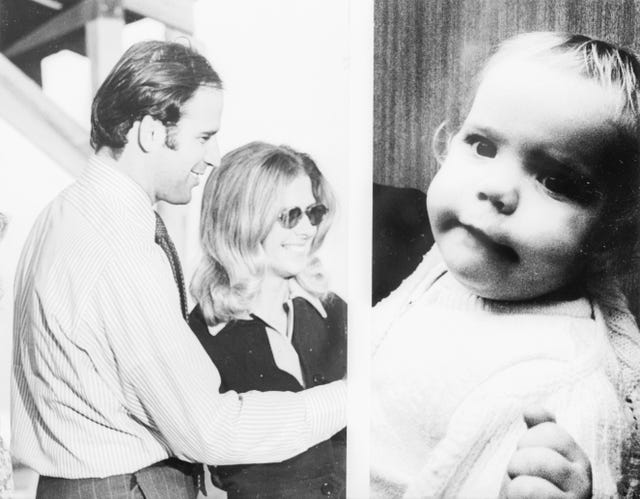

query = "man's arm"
99;247;346;465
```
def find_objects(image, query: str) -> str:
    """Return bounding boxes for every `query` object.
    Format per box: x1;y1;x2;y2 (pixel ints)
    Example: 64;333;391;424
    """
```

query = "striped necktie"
154;212;188;320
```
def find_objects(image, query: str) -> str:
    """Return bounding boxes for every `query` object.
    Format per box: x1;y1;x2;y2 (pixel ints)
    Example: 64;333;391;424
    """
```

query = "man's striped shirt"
11;155;346;478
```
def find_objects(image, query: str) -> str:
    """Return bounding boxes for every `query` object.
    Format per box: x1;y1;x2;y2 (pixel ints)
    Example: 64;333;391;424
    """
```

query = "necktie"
154;212;188;320
154;213;206;493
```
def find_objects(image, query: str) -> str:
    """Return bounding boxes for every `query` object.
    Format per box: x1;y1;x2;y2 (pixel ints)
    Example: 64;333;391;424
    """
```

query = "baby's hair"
437;32;640;281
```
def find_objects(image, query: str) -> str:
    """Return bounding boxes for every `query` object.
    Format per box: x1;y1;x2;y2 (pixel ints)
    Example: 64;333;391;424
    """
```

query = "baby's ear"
137;115;166;153
432;121;452;163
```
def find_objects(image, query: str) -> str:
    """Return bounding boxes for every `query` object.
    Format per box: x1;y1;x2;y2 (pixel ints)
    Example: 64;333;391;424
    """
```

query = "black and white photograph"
0;1;349;498
4;0;640;498
371;1;640;498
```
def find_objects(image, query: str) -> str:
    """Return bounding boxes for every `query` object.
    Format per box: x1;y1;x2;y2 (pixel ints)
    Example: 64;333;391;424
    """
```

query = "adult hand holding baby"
502;407;592;499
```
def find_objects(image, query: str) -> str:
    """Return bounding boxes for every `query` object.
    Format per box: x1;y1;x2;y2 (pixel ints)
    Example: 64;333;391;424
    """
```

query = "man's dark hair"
90;40;222;153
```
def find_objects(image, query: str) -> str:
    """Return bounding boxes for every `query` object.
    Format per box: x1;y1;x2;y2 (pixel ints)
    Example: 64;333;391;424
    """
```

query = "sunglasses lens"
280;207;303;229
306;204;328;226
278;204;327;228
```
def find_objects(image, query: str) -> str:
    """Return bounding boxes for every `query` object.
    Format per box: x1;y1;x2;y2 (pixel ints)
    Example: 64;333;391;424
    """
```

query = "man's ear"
137;115;166;153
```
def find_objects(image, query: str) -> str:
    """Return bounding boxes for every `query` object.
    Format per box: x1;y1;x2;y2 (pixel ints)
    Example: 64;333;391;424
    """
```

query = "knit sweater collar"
429;271;594;319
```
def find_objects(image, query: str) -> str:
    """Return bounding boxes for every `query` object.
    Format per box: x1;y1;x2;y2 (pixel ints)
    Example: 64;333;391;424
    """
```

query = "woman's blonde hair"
191;141;336;325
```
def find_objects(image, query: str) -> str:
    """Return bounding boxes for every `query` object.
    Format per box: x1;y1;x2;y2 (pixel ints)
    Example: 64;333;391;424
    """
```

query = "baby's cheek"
525;223;590;278
426;167;467;217
426;175;448;226
561;209;602;253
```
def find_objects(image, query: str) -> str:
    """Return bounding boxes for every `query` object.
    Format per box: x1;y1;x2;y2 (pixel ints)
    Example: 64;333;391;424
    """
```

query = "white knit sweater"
371;247;640;498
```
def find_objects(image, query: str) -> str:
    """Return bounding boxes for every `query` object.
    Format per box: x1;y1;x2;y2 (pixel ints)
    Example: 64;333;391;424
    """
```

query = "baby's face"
427;60;619;300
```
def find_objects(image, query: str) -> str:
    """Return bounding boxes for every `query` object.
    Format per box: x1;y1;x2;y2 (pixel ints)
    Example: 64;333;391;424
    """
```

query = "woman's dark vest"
188;293;347;499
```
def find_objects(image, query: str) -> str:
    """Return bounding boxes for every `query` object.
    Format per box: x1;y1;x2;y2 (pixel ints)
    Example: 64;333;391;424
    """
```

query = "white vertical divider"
347;0;374;496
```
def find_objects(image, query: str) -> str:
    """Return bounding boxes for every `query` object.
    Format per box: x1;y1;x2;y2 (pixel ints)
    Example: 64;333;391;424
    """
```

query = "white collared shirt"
11;155;346;478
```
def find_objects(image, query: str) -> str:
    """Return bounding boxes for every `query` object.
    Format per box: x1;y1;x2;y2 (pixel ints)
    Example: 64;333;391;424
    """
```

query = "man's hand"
502;407;592;499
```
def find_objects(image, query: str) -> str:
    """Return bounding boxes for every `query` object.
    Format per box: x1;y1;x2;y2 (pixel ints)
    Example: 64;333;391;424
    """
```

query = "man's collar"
82;155;157;239
88;155;153;205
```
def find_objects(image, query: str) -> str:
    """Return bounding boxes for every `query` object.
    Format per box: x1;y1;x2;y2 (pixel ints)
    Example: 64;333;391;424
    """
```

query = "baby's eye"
539;175;573;195
464;134;497;158
538;173;602;205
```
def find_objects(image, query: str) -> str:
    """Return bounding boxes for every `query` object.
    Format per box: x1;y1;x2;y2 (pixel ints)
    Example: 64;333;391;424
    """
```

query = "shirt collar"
250;279;327;326
80;155;156;240
207;279;327;337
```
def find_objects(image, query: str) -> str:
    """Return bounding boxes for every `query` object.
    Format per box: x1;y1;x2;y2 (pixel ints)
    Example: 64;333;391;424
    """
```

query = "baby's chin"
449;268;577;303
439;252;519;300
451;274;526;301
436;239;581;302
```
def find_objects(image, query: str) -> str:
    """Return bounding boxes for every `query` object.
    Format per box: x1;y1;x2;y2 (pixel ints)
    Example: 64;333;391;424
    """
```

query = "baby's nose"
476;172;519;215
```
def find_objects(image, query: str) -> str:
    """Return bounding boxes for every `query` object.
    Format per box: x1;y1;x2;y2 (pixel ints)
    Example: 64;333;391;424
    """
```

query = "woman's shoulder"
291;290;347;321
323;292;347;331
324;291;347;312
188;304;261;341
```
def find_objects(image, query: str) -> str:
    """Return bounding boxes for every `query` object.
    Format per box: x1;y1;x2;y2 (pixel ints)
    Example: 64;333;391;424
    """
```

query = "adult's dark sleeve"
372;182;434;304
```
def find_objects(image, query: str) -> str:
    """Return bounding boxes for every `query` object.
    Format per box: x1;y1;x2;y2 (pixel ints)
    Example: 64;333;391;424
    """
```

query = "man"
12;41;346;499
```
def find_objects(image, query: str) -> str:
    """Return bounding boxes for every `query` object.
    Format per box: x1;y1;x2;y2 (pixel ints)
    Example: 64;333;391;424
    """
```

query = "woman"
189;141;346;498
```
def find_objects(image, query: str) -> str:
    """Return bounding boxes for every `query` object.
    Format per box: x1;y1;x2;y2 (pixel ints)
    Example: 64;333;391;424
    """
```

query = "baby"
371;32;640;498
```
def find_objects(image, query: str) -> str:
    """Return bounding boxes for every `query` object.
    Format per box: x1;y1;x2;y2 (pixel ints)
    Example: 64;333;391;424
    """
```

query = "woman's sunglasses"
277;203;328;229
